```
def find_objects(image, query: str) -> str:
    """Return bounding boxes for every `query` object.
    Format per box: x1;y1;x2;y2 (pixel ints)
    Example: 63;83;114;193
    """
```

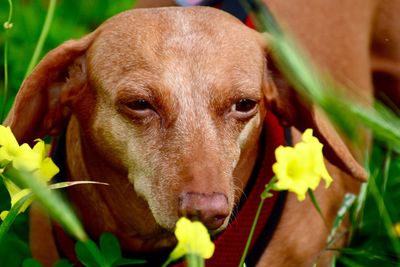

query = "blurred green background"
0;0;134;113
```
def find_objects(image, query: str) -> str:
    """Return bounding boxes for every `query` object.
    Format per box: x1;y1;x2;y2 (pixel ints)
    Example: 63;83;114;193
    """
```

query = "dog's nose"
178;192;229;230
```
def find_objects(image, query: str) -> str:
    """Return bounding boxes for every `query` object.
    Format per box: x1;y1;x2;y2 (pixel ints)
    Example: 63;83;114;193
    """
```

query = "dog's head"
6;7;366;240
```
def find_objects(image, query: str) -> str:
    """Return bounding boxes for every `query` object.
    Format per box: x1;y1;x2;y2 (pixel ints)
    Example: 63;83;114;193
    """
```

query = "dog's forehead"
87;7;265;96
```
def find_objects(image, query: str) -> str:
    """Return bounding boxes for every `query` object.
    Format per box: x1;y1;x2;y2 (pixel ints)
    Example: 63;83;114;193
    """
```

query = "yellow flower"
0;126;59;219
394;223;400;237
0;189;32;220
272;129;332;201
170;217;215;260
0;126;20;167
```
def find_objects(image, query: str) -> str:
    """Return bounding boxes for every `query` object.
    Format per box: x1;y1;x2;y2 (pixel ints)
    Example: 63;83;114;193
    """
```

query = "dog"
6;2;398;266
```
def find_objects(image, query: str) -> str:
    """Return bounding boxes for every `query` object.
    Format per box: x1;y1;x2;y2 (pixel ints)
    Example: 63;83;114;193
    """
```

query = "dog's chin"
122;221;177;252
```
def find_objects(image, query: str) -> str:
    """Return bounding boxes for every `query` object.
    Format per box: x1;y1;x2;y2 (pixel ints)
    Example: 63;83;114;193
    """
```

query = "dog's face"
6;6;366;247
81;8;267;231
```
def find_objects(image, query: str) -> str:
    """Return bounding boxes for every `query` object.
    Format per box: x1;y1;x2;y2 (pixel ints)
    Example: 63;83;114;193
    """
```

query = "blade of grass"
1;0;14;122
326;193;356;245
238;176;277;267
25;0;57;77
0;193;31;243
368;173;400;256
381;146;392;196
352;150;371;229
5;167;87;241
338;248;400;264
48;181;108;190
338;255;370;267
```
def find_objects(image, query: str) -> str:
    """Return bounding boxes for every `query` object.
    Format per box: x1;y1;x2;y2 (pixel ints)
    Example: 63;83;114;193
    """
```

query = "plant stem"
1;0;13;122
186;254;204;267
238;196;265;267
238;176;277;267
25;0;57;77
161;258;172;267
308;189;327;228
2;35;9;122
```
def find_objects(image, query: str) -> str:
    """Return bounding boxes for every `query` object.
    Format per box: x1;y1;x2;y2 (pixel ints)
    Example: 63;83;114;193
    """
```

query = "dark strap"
221;0;248;22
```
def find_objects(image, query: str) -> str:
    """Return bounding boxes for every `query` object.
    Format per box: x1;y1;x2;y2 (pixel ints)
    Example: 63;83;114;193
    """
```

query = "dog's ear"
259;35;367;182
4;31;98;144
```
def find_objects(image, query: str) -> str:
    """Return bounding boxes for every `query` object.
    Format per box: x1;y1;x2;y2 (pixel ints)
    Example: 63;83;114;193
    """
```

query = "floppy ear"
4;31;98;144
260;37;368;182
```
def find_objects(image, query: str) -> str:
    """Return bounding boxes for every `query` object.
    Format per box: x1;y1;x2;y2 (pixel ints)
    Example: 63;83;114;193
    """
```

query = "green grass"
336;142;400;266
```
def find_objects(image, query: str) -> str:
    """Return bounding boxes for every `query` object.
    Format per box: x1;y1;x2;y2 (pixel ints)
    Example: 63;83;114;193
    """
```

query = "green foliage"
75;233;146;267
0;185;30;267
336;143;400;266
0;0;134;109
23;258;45;267
0;232;30;267
18;233;145;267
23;258;74;267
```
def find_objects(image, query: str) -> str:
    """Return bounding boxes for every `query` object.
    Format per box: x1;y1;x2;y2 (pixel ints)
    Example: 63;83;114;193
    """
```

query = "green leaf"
326;193;356;245
113;258;147;266
0;191;32;243
22;258;43;267
75;240;105;267
0;233;30;267
337;255;367;267
339;248;400;264
367;174;400;255
99;233;121;265
54;259;74;267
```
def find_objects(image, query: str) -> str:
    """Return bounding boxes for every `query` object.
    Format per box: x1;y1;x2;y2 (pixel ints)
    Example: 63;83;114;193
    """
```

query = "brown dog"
6;3;397;266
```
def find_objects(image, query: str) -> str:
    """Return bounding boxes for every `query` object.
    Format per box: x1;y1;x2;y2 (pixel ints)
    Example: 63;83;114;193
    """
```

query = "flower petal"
37;157;59;182
11;189;33;213
0;126;20;154
170;217;215;261
12;144;41;172
0;211;9;221
272;128;332;201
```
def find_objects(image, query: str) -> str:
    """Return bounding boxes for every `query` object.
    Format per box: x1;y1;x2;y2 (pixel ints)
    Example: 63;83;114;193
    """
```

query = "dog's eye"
232;99;258;113
126;99;153;111
228;99;258;121
120;99;157;121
